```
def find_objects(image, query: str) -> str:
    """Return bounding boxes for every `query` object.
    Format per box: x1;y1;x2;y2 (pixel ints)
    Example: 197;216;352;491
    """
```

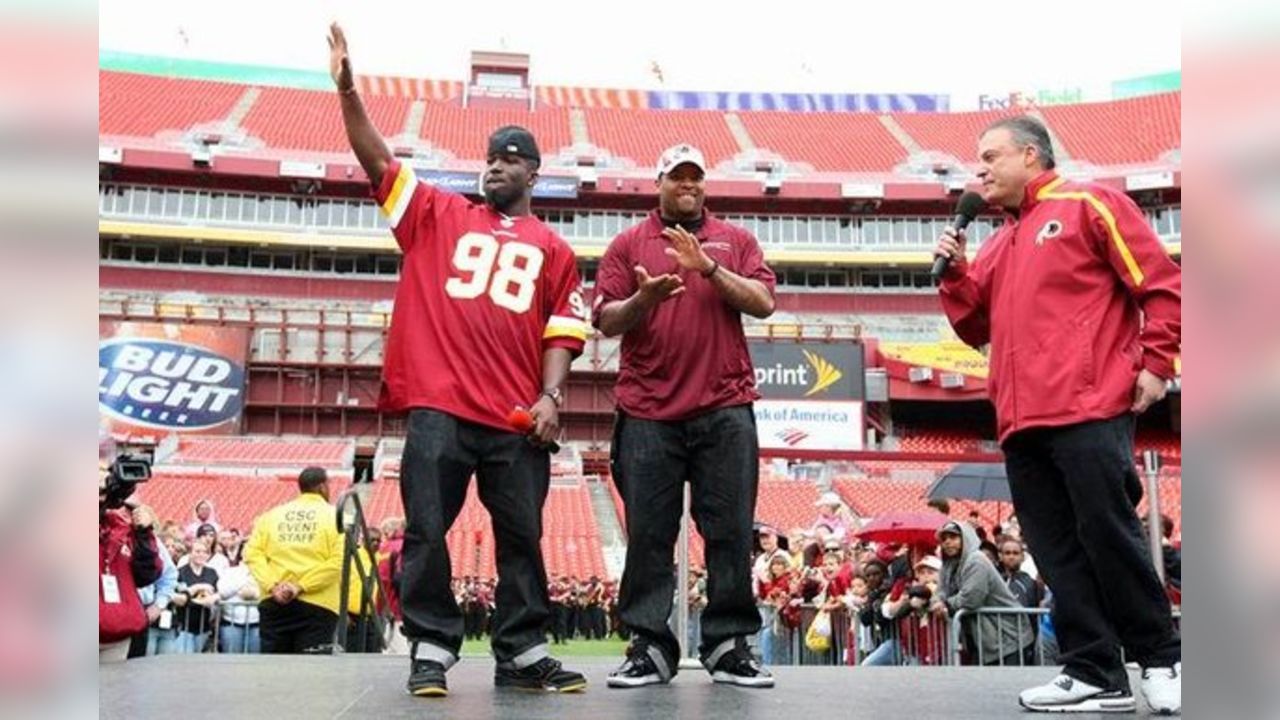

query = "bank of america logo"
776;428;809;446
802;350;843;397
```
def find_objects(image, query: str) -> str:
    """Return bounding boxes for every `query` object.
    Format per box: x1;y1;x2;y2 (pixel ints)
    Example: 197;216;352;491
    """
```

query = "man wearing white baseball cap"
655;143;707;180
595;143;777;689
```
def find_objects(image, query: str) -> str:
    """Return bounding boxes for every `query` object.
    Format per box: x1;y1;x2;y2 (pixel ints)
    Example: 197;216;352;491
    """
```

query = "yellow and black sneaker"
494;657;587;693
406;659;448;697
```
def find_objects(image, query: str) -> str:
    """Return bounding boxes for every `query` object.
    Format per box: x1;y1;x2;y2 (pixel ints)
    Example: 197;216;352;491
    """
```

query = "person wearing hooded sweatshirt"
184;499;220;543
932;520;1035;667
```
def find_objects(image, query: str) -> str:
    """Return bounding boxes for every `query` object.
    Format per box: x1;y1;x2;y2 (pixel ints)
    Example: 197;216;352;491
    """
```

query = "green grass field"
460;636;629;659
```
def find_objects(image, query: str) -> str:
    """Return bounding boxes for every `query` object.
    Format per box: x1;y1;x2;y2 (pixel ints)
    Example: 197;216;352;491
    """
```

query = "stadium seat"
1039;93;1180;165
167;436;354;469
582;108;740;168
418;103;573;160
892;107;1020;163
240;86;412;153
138;472;352;534
99;70;245;137
736;112;907;171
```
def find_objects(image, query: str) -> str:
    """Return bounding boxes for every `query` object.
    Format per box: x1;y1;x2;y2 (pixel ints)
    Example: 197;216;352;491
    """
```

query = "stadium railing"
335;488;395;654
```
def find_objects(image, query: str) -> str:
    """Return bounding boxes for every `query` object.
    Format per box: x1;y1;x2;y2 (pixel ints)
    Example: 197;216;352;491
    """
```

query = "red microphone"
507;406;559;453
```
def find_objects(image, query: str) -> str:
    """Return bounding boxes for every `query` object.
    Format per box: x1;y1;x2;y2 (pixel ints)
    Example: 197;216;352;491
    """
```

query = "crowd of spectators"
121;489;1180;664
749;495;1182;667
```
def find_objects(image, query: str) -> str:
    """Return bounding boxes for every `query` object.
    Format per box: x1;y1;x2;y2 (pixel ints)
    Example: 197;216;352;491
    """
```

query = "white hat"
814;491;842;508
656;143;707;179
915;555;942;571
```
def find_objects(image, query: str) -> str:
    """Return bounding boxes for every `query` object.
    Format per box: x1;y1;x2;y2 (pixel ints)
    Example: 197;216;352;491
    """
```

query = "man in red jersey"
594;143;777;688
934;116;1180;714
329;23;587;697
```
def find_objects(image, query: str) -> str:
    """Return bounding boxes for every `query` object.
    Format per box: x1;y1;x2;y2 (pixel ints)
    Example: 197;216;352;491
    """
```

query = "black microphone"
931;191;986;281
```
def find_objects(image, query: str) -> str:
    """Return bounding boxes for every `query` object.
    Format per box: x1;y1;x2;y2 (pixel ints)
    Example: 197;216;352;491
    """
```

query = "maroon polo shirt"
593;210;776;421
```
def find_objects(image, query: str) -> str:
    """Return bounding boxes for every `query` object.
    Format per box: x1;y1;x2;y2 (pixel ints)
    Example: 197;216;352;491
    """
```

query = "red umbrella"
855;511;947;546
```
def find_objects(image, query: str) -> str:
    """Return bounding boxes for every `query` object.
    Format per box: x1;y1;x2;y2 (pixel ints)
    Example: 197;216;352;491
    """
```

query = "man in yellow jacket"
244;467;343;654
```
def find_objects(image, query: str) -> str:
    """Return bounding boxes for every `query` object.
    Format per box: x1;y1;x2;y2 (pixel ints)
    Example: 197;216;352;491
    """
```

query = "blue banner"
411;170;578;199
646;91;948;112
414;169;481;195
533;176;579;199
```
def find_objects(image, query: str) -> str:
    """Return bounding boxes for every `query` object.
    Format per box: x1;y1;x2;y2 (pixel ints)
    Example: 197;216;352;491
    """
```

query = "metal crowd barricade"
212;599;261;654
753;603;1184;668
949;607;1182;667
948;607;1042;667
758;605;956;667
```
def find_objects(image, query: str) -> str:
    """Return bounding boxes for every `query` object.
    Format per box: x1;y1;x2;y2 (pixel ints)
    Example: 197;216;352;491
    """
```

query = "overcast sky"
99;0;1180;109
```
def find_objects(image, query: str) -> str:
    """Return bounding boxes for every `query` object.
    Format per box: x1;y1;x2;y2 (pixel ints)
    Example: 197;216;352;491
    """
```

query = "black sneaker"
607;642;676;688
707;641;774;688
494;657;588;693
406;659;448;697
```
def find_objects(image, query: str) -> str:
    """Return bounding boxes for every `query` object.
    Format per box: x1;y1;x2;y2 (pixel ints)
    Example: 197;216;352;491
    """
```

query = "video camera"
101;454;152;510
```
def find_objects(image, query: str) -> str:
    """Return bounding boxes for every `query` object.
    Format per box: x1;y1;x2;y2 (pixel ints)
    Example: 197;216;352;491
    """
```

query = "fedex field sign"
98;338;245;431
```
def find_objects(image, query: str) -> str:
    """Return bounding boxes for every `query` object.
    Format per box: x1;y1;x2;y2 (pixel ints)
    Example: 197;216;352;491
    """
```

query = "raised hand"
661;225;714;274
634;264;685;305
327;22;354;92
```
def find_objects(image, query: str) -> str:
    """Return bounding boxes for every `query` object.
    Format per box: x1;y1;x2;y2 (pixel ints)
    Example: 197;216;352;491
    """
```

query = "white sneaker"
1019;674;1136;713
1141;662;1181;715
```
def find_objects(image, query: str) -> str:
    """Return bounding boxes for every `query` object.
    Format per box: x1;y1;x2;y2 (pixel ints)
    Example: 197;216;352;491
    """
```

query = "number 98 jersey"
373;161;588;430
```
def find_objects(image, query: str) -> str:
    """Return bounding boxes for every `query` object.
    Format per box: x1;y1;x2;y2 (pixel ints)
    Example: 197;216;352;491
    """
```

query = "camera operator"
127;504;180;658
99;459;163;663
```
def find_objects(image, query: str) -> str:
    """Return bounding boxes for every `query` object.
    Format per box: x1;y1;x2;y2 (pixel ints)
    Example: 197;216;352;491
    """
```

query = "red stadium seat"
99;70;244;137
582;108;740;168
1038;93;1180;166
736;112;907;172
138;472;352;535
892;107;1021;163
168;436;354;469
418;103;573;160
240;86;412;153
894;430;989;455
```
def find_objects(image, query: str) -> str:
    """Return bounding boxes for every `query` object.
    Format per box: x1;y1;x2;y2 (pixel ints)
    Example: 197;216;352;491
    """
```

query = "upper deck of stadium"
98;56;1180;192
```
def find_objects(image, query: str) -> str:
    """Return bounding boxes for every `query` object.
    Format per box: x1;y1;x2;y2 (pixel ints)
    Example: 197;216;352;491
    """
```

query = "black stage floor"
101;656;1163;719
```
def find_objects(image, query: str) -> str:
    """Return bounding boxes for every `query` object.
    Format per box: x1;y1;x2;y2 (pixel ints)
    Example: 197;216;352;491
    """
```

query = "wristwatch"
539;387;563;408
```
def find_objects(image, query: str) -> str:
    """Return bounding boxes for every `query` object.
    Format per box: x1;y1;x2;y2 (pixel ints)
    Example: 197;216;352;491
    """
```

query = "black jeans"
398;409;552;664
259;599;337;654
613;405;762;664
1004;414;1180;691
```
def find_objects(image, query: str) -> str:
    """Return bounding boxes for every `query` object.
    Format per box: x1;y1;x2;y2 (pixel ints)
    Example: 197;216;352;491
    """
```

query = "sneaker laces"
719;646;764;676
619;643;657;674
528;657;563;678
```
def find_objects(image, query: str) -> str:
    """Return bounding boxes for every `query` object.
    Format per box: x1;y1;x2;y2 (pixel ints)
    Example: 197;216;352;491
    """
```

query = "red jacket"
375;532;404;621
99;509;162;643
940;171;1181;442
756;571;794;603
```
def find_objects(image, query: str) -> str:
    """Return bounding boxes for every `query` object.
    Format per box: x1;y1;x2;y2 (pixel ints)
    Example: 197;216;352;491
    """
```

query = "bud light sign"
98;323;249;434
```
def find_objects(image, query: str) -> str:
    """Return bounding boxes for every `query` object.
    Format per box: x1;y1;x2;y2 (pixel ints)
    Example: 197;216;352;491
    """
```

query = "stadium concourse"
99;49;1181;717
